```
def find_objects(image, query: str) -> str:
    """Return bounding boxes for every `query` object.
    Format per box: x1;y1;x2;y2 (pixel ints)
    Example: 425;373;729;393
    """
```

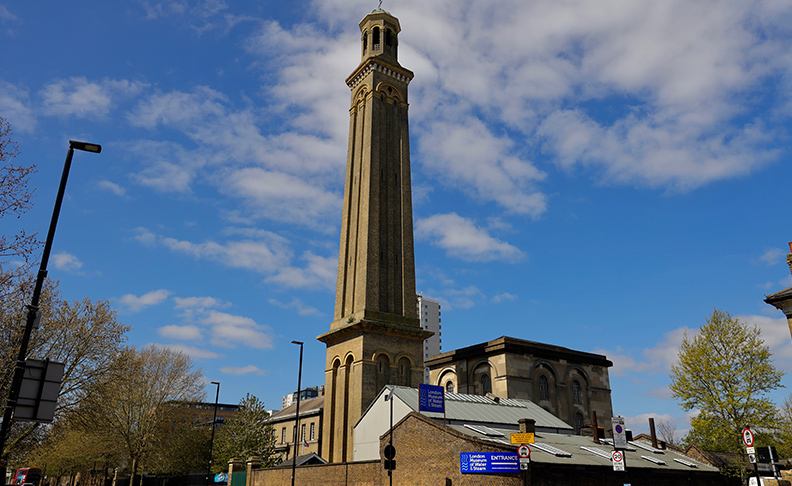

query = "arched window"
373;27;380;49
385;29;393;48
574;412;585;435
480;374;491;395
538;375;549;400
362;31;368;53
445;381;454;393
398;357;411;386
572;379;581;404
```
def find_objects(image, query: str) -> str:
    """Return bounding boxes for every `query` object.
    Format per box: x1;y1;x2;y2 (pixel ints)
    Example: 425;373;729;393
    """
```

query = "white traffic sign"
519;458;530;470
518;444;531;458
742;428;755;447
612;450;625;472
612;416;627;449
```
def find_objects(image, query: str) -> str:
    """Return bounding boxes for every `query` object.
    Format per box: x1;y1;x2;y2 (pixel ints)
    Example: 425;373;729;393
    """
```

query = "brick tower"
317;8;432;463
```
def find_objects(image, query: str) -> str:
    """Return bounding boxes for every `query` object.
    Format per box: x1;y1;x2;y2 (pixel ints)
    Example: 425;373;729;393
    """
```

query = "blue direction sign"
460;453;520;474
419;383;445;413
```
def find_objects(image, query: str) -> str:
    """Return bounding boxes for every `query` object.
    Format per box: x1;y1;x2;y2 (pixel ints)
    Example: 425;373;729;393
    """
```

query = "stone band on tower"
317;8;432;463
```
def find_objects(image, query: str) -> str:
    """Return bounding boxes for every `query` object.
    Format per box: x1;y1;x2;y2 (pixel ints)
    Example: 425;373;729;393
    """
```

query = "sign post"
612;450;625;472
612;416;627;449
743;427;760;483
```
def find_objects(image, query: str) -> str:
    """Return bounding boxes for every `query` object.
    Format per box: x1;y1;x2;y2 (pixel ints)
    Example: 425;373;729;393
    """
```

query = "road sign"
748;453;757;464
518;444;531;458
460;453;520;474
612;450;625;472
384;444;396;459
612;416;627;449
511;432;535;444
15;358;64;423
742;427;755;447
418;383;445;413
519;458;530;470
746;446;755;454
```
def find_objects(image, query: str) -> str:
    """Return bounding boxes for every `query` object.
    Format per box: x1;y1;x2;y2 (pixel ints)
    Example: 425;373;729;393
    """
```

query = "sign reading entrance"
418;383;445;413
460;453;520;474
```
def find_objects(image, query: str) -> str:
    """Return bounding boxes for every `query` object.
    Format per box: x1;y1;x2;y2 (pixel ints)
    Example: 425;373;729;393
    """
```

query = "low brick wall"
249;461;381;486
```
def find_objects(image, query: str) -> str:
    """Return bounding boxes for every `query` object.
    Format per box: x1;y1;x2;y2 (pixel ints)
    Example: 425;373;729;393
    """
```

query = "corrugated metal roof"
449;424;719;472
389;386;572;430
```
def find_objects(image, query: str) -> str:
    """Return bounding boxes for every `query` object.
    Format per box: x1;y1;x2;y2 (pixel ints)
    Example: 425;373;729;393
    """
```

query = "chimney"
519;419;536;434
591;411;600;443
649;418;658;449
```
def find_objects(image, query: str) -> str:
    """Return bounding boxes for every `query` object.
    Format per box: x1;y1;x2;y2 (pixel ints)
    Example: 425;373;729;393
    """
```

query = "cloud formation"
416;213;525;262
119;289;171;312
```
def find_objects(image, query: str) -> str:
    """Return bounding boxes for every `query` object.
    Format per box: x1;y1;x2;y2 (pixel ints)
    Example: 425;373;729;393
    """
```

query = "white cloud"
219;365;268;376
97;180;126;197
0;81;36;132
222;168;341;228
492;293;517;303
200;310;274;349
52;252;83;272
119;289;171;312
416;213;525;262
597;326;691;377
161;234;292;274
40;77;144;118
173;296;229;310
267;252;336;290
268;298;323;316
0;5;19;22
158;324;203;340
152;343;222;359
760;247;787;266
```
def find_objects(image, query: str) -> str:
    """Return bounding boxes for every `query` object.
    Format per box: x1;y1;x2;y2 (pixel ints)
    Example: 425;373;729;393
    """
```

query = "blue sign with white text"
460;452;520;474
418;383;445;413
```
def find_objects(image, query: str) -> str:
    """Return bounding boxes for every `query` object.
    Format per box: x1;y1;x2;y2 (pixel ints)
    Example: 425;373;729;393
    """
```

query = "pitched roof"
269;395;324;423
359;385;572;431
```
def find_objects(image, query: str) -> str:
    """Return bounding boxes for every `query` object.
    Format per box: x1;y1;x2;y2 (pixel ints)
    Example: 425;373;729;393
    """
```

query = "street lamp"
206;381;220;486
0;139;101;467
291;341;304;486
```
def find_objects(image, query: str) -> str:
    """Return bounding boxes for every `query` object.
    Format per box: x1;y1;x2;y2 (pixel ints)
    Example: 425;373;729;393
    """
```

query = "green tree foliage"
0;276;129;466
670;309;785;452
75;346;204;486
213;394;280;470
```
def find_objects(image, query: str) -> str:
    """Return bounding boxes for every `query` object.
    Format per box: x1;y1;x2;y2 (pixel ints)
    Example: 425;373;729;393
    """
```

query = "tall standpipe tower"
317;8;432;463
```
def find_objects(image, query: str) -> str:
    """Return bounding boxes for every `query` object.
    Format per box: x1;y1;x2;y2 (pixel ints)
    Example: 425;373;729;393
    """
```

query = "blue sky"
3;0;792;438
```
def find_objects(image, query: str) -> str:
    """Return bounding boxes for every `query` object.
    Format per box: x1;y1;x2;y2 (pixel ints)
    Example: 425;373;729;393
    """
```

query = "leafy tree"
655;419;680;448
75;346;204;486
0;116;39;291
213;394;280;470
670;309;785;452
0;276;129;466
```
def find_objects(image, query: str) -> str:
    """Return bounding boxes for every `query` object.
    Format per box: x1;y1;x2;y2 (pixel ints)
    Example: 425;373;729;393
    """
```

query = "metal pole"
0;140;99;467
206;381;220;486
291;341;303;486
389;387;393;486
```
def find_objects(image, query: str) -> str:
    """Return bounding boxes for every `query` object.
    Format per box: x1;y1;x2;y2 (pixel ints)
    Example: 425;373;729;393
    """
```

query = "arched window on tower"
398;357;411;386
362;31;368;54
445;381;454;393
481;374;492;395
373;27;381;50
385;29;393;50
538;375;549;400
572;379;581;404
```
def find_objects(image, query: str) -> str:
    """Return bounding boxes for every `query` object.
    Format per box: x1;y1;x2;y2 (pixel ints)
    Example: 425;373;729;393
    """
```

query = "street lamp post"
206;381;220;486
290;341;304;486
0;140;101;469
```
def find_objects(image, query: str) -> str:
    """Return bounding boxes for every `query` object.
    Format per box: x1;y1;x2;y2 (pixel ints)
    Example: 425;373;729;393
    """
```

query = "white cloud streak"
416;213;524;262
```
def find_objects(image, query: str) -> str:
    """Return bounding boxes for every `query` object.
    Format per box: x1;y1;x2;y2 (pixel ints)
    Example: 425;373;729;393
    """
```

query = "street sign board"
742;428;755;447
612;416;627;449
746;446;755;454
511;432;535;444
518;444;531;458
748;453;757;464
519;458;530;470
14;358;64;423
460;453;520;474
612;451;625;472
419;383;445;413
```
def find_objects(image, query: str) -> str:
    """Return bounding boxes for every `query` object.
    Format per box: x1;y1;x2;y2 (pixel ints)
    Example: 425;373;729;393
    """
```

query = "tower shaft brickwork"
317;9;432;463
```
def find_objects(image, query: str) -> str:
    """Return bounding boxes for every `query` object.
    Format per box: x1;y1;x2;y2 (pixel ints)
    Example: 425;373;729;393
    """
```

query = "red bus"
12;468;42;486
